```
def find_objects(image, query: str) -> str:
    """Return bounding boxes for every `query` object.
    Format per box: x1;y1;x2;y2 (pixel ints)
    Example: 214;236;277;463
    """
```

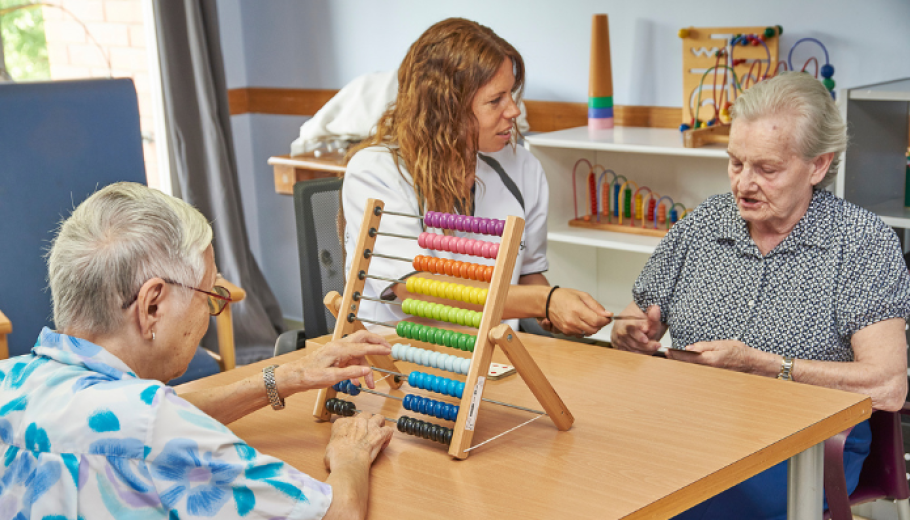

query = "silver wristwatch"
777;356;794;381
263;364;285;410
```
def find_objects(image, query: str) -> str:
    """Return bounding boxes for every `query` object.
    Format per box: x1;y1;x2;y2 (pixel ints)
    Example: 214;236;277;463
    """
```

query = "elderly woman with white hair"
612;72;910;519
0;182;393;520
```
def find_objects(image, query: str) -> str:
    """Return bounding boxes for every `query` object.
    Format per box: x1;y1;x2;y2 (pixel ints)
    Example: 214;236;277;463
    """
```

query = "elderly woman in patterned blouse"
0;182;393;520
612;72;910;520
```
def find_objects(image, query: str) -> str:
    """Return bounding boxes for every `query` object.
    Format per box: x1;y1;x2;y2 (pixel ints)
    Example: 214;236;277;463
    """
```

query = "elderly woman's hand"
324;413;394;471
283;330;391;392
665;339;757;372
610;305;664;354
541;288;613;336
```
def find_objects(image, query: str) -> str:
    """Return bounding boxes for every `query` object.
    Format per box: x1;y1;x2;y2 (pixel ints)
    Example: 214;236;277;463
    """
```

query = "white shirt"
342;145;549;325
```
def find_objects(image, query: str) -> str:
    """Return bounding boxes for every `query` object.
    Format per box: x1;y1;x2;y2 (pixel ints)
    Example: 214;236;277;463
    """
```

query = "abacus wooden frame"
316;198;574;459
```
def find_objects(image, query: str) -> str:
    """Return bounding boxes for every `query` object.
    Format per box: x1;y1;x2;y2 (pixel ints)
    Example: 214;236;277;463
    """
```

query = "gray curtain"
154;0;283;364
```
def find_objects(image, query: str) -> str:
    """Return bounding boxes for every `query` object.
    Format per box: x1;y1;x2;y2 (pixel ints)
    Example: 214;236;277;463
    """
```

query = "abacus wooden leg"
323;291;404;390
490;324;574;431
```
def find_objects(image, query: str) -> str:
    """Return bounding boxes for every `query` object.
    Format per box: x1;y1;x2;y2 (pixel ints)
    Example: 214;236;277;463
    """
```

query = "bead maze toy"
589;14;614;130
315;200;574;460
568;159;690;237
678;25;837;148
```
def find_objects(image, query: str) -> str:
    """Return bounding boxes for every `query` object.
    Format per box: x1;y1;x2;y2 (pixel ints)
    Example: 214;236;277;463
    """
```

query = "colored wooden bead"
418;232;428;248
679;123;691;132
822;78;835;91
490;243;500;259
678;28;689;38
472;312;482;328
821;64;834;79
764;27;776;38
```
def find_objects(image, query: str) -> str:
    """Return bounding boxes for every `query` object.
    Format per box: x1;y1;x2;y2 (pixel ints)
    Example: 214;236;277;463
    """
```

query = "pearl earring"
152;332;156;341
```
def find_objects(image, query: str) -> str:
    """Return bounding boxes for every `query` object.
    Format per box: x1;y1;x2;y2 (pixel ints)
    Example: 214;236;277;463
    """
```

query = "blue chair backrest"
0;78;146;355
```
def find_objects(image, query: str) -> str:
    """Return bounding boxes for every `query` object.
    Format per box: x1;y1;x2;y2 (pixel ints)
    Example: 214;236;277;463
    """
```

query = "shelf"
859;198;910;229
847;78;910;101
525;126;729;158
548;224;662;253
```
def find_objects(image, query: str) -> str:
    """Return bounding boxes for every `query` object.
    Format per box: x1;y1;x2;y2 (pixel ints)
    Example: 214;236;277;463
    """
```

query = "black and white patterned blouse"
633;189;910;361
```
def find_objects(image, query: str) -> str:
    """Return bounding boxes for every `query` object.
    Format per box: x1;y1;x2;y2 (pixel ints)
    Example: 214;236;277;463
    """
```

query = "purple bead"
445;213;456;230
479;218;489;235
494;220;505;236
454;215;465;231
471;217;481;233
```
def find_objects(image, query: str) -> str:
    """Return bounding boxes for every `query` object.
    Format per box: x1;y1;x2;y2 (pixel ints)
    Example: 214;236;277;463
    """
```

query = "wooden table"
178;332;870;519
268;152;345;195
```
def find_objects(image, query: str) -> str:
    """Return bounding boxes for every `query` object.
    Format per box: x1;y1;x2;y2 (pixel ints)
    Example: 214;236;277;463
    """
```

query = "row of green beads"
401;299;483;329
396;321;477;352
589;96;613;108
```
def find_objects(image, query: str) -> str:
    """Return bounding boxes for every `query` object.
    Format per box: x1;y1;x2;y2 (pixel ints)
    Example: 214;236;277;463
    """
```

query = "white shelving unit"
526;126;731;343
835;78;910;228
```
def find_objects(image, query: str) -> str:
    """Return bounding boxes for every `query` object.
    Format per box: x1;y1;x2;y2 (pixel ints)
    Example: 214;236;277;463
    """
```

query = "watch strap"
263;364;285;410
777;356;794;381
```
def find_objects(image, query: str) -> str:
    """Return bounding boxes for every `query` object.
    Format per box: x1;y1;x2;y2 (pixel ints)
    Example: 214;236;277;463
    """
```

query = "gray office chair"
275;177;345;356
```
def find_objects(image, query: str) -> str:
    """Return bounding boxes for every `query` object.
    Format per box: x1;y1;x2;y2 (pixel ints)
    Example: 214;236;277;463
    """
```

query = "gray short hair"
48;182;213;334
730;71;847;188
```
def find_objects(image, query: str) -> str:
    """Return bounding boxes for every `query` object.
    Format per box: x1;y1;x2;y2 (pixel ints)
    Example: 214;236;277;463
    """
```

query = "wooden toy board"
681;26;780;125
569;216;670;238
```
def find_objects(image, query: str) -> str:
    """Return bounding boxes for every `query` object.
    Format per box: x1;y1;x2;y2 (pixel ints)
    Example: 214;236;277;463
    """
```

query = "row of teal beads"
401;299;483;328
408;371;465;398
396;322;476;352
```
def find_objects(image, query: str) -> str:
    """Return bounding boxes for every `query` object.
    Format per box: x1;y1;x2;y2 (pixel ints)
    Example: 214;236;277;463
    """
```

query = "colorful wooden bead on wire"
396;322;477;352
405;277;489;305
413;255;494;283
423;211;505;237
417;232;500;259
331;382;459;422
401;299;483;328
408;371;465;398
391;343;472;375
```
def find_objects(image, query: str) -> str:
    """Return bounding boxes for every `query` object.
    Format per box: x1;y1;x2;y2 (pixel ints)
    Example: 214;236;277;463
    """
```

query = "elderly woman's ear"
810;152;836;186
135;278;168;340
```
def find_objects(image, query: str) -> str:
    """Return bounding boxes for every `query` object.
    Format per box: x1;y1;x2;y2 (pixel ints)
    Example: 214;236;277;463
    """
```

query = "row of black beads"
397;415;453;446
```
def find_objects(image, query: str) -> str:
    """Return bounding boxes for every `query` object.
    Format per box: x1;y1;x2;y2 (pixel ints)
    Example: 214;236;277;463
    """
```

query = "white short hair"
730;72;847;188
48;182;213;334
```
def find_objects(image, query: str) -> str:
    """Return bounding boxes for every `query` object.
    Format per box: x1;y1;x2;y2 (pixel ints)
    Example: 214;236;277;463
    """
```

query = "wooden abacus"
313;198;574;459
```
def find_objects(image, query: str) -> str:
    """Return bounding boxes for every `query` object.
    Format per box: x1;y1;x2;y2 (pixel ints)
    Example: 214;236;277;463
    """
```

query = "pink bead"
475;240;486;257
481;242;493;258
431;234;444;251
490;243;500;258
418;232;428;248
456;237;468;255
440;235;453;251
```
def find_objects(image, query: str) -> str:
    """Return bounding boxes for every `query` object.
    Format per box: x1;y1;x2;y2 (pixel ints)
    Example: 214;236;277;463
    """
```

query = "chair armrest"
0;309;11;360
823;425;855;520
219;278;246;302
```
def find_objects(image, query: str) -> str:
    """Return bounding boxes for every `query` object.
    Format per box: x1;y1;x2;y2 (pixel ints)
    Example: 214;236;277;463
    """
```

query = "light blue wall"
218;0;910;323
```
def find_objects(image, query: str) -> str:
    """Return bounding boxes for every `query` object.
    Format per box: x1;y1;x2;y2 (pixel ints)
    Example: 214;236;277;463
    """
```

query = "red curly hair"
351;18;525;216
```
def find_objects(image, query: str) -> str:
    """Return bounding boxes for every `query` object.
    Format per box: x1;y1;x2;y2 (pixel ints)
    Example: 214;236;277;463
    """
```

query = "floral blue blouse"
0;328;332;519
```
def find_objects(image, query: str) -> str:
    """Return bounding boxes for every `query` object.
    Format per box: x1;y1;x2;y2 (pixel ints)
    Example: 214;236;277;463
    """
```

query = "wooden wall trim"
227;87;682;131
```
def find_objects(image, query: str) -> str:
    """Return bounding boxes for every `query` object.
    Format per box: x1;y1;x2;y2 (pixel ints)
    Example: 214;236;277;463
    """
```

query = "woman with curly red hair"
343;18;612;335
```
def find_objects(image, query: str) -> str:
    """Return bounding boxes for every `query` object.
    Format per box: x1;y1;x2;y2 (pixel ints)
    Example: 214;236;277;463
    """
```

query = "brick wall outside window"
41;0;160;188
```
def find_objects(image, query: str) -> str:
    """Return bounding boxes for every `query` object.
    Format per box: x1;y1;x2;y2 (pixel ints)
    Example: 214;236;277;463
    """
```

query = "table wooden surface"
268;153;345;195
178;332;871;520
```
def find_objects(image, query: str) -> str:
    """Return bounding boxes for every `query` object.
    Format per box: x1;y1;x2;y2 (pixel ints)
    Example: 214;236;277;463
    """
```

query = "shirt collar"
32;327;139;381
717;189;835;255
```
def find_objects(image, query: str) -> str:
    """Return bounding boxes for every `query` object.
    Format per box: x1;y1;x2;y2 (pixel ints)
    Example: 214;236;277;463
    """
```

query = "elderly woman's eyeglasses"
122;278;234;316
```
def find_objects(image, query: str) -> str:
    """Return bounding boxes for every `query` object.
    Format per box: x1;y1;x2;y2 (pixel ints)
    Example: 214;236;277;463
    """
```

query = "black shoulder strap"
477;153;525;212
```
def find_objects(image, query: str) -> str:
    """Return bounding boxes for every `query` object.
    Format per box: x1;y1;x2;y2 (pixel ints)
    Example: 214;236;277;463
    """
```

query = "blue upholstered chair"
0;78;241;383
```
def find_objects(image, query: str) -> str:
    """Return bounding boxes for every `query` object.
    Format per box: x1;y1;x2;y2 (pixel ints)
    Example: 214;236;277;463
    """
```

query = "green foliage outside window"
0;1;50;81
